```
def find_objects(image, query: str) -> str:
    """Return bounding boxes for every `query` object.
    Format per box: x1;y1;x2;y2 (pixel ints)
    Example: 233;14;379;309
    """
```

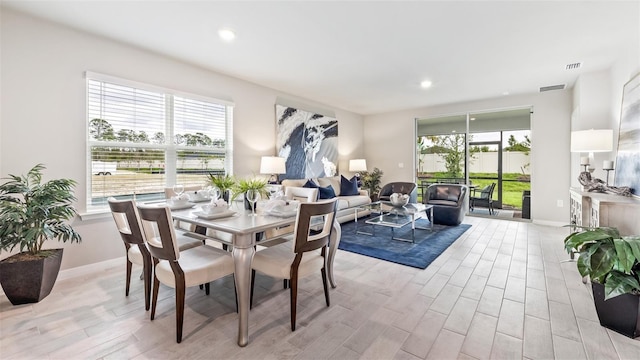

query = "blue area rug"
338;217;471;269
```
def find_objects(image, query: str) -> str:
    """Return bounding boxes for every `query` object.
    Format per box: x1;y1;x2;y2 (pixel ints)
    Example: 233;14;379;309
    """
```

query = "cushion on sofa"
340;175;359;196
317;176;341;196
281;178;307;189
303;179;336;199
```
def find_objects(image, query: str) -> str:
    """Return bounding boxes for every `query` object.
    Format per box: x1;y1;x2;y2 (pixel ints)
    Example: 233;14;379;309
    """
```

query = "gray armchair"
378;182;418;203
423;184;468;226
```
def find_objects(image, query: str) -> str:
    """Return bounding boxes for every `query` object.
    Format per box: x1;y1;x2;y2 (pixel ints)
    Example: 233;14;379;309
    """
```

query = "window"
86;73;233;211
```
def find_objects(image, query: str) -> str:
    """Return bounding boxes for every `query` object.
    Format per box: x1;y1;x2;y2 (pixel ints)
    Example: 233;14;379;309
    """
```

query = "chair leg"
289;273;298;331
142;260;152;311
125;259;132;296
150;273;160;320
321;267;330;307
205;283;210;296
175;280;186;343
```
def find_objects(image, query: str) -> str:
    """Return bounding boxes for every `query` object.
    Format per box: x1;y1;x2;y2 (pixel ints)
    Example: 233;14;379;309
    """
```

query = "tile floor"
1;216;639;359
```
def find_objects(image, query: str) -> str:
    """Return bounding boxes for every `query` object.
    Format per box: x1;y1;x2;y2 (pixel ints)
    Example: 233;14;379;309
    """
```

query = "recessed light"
420;80;432;89
218;28;236;42
502;91;510;96
470;117;476;121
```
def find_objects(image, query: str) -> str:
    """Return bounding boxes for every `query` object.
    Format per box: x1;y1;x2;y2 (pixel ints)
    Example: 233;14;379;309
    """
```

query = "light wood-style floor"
2;217;640;359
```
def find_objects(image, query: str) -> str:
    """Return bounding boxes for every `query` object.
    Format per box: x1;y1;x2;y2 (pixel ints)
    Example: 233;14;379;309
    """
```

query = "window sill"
78;210;111;221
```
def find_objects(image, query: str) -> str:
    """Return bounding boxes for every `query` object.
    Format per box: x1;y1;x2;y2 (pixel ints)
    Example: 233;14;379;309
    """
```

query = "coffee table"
354;201;434;243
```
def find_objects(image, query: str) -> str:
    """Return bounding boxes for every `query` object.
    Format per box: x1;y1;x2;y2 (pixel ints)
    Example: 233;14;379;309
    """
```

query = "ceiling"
3;1;638;115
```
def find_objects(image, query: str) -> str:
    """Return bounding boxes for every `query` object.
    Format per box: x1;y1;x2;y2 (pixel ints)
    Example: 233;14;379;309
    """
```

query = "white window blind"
86;74;233;211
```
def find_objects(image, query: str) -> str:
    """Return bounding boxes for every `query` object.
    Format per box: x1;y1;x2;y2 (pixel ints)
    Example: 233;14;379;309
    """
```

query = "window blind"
86;75;232;210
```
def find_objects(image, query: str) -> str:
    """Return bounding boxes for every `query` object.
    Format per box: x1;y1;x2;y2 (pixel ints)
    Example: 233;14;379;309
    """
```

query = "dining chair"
250;198;338;331
137;204;235;343
108;198;204;311
108;198;153;311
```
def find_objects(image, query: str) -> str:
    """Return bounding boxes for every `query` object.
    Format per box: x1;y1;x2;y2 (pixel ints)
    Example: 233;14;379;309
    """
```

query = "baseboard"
57;257;123;281
532;219;566;227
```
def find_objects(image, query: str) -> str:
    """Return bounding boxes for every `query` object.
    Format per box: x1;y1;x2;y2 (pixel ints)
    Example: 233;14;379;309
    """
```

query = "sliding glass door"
416;107;531;219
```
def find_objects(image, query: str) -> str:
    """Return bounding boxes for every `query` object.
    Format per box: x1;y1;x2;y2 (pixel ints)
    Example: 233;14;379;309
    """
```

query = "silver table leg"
232;233;255;347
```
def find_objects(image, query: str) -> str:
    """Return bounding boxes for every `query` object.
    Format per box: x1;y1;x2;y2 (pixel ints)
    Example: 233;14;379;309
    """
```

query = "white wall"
364;91;573;224
0;9;364;269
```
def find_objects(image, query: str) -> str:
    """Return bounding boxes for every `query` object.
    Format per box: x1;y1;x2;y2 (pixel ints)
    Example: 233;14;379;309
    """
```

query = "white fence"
418;151;530;174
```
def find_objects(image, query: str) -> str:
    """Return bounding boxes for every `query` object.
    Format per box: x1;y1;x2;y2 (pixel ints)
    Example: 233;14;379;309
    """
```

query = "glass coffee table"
354;201;434;243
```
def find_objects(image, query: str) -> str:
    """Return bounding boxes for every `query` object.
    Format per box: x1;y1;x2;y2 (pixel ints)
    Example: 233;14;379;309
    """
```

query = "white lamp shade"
349;159;367;172
570;129;613;153
260;156;286;174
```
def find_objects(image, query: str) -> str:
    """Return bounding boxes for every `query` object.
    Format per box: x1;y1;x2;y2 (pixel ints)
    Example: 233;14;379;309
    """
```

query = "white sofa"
280;176;371;223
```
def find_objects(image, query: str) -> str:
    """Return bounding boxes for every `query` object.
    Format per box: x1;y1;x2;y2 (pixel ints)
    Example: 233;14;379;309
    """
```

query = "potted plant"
0;164;82;305
232;177;269;210
361;167;383;201
208;173;236;202
564;226;640;338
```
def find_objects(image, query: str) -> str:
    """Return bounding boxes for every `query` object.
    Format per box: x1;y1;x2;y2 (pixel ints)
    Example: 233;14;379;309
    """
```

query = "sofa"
423;184;468;226
280;176;371;223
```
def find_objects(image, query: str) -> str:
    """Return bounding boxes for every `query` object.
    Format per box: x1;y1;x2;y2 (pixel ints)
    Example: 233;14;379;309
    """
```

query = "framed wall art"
614;73;640;196
275;105;338;180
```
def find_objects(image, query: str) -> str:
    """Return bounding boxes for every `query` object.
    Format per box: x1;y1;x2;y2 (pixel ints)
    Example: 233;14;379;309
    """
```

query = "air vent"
539;84;566;92
566;62;582;70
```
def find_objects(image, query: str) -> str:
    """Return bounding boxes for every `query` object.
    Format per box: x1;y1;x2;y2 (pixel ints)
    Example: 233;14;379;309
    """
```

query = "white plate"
266;209;298;218
193;210;236;220
165;202;195;210
189;196;211;203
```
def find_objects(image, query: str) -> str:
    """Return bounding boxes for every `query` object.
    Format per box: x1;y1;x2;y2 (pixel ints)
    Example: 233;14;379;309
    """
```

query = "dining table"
169;202;298;347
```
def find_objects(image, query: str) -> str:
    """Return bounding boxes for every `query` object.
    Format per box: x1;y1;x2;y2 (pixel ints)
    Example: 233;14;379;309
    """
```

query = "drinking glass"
208;186;220;202
245;189;260;217
173;184;185;197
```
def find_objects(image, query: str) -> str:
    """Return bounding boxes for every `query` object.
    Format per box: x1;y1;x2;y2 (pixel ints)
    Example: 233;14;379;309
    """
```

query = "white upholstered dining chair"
250;198;338;331
136;204;235;343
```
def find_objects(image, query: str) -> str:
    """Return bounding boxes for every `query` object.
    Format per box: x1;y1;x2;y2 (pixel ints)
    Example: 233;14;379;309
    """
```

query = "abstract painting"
614;73;640;196
276;105;338;180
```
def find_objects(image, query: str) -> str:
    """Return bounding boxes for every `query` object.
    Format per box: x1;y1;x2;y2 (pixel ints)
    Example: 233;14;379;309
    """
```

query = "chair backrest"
427;184;466;203
136;204;181;261
285;186;319;203
108;197;145;246
379;182;418;203
479;183;496;200
292;198;338;254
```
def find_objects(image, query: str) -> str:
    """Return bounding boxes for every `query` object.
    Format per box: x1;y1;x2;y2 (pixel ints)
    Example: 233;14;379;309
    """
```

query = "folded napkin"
209;199;227;207
170;194;190;203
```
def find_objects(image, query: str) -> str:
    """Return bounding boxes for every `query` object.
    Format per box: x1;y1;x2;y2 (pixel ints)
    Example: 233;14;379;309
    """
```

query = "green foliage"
208;173;236;192
231;177;269;201
426;134;479;178
564;226;640;300
361;167;384;198
0;164;82;255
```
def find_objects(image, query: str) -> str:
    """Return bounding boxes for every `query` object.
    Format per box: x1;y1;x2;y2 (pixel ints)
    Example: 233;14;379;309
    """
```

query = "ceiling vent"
539;84;566;92
566;62;582;70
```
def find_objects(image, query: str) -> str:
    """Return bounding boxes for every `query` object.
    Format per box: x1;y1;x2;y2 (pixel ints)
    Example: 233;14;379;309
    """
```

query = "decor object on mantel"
578;171;631;197
564;226;640;338
0;164;82;305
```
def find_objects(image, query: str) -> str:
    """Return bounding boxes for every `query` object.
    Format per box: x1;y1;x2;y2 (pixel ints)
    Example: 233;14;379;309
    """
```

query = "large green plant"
0;164;82;255
564;226;640;300
361;167;384;198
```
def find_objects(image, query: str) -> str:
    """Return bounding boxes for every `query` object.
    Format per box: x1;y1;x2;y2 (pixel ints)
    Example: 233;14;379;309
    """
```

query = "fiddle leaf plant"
564;226;640;300
0;164;82;255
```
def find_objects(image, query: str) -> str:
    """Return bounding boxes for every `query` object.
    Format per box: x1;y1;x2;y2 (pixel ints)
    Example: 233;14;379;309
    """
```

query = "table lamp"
260;156;286;184
570;129;613;170
349;159;367;187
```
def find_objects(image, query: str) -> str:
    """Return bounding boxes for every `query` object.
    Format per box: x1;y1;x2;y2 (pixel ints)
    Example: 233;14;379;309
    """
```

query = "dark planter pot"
221;190;230;203
0;249;64;305
592;282;640;338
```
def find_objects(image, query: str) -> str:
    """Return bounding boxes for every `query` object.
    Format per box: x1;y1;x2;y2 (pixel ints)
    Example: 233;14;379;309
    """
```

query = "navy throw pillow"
303;179;335;199
340;175;359;196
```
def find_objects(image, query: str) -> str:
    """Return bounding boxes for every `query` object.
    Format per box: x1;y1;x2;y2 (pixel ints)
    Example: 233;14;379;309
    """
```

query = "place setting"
190;186;236;220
